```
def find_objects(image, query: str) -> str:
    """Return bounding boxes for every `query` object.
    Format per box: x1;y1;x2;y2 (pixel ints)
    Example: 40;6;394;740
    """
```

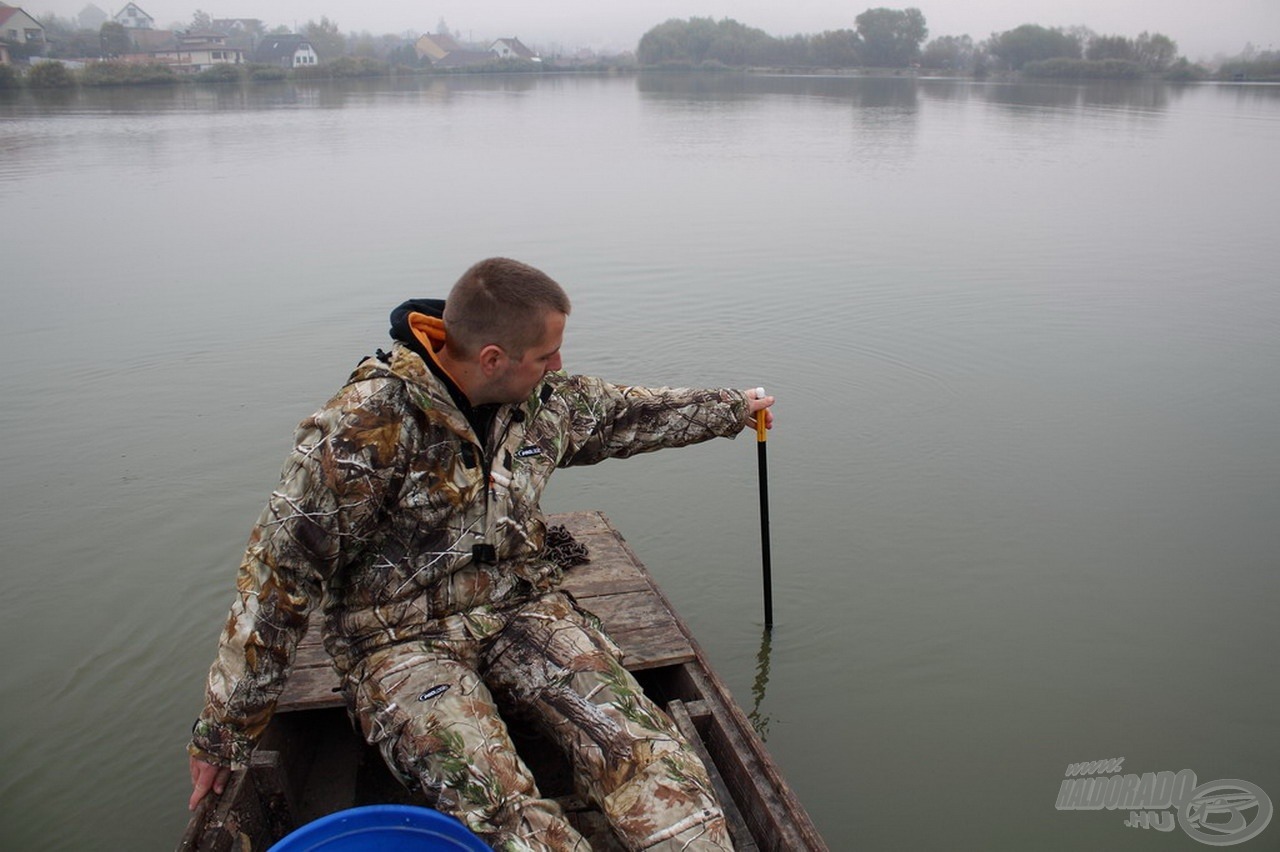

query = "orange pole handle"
754;387;768;442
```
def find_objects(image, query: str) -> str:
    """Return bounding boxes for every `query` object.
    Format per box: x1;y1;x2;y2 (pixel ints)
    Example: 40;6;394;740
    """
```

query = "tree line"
635;9;1250;80
8;5;1276;89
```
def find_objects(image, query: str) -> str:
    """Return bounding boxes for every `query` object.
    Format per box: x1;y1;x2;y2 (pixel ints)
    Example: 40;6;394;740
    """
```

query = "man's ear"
478;344;507;376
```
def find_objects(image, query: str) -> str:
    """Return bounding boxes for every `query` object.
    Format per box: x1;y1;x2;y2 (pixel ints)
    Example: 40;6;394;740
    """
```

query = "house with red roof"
412;32;540;69
0;4;46;60
414;32;460;63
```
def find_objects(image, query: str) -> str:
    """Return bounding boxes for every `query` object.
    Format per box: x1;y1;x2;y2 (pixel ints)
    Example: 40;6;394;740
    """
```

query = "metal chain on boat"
545;524;590;569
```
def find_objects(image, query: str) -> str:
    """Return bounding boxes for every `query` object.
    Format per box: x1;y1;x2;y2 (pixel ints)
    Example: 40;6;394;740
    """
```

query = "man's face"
493;311;565;403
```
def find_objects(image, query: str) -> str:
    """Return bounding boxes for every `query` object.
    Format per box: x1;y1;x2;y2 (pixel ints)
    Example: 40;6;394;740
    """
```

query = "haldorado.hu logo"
1056;758;1272;846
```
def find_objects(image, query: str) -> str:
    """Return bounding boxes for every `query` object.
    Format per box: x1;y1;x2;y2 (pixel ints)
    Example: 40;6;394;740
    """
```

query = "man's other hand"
189;755;231;811
745;387;775;432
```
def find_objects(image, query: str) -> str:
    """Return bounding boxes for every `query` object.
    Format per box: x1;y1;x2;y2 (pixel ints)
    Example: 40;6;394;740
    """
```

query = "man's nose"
547;353;562;372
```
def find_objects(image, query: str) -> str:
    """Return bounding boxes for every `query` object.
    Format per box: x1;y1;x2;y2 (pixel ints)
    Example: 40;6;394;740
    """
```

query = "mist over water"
2;74;1277;849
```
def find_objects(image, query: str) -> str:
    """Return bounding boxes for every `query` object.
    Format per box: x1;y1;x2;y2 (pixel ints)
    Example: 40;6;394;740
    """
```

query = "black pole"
756;391;773;628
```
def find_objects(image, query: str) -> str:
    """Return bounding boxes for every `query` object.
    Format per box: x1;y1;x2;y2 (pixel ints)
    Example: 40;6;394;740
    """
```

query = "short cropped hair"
444;258;571;358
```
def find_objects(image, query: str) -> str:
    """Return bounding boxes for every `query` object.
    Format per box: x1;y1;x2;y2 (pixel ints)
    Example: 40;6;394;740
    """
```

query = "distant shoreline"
6;58;1280;93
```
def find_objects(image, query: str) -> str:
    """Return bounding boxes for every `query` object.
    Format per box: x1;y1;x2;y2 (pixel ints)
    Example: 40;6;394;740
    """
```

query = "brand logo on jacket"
515;446;543;459
418;685;450;702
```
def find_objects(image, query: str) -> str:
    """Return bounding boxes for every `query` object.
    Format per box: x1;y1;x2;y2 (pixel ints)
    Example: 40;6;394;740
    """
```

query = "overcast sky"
33;0;1279;59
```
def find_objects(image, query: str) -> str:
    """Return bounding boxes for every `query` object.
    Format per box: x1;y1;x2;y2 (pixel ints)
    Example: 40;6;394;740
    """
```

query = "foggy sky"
35;0;1279;60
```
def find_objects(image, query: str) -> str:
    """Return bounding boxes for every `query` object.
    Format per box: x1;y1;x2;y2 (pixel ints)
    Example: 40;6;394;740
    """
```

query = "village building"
431;49;497;69
491;37;536;61
125;26;174;51
212;18;263;35
151;31;243;72
77;3;107;31
413;32;460;63
252;34;318;69
209;18;264;53
412;32;539;68
112;2;153;30
0;4;46;59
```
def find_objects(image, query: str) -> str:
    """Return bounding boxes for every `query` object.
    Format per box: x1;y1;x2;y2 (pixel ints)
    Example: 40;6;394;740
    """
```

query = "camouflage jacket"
190;341;748;767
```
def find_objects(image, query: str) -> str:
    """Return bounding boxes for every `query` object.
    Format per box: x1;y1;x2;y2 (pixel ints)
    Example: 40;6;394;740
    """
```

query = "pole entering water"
755;387;773;629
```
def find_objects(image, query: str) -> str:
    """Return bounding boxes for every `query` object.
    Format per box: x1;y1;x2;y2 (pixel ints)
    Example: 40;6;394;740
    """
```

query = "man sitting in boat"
186;257;774;851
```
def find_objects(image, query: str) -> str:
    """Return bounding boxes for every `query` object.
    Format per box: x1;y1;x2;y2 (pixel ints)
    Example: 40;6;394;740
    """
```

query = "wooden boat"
178;511;827;851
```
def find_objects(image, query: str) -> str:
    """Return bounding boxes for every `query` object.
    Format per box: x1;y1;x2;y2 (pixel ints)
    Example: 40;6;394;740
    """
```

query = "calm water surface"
2;74;1278;850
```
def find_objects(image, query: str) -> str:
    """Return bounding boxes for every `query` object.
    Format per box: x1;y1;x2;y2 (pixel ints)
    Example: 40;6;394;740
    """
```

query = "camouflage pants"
347;592;734;852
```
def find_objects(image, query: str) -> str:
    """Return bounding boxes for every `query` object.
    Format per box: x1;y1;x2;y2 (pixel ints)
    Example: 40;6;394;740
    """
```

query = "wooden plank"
575;589;679;635
561;550;651;599
276;666;344;713
247;750;296;840
293;642;331;670
605;624;696;670
576;591;695;669
196;764;271;852
554;510;614;538
297;632;324;650
668;700;759;852
682;664;827;852
558;556;650;598
176;797;214;851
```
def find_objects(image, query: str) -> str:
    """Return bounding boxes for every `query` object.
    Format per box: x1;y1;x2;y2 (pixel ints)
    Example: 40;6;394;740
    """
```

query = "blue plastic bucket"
268;805;489;851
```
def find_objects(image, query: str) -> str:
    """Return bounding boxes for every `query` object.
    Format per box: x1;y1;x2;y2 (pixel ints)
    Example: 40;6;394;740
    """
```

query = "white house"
0;5;45;51
112;2;153;30
152;32;242;71
490;37;536;61
252;34;318;69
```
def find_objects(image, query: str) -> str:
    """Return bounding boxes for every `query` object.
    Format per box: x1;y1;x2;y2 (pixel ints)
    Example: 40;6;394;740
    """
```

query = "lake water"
2;73;1278;850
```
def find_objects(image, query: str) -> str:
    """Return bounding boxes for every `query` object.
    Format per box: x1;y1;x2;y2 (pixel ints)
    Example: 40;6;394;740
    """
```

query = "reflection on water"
638;70;920;111
2;74;1278;851
1229;81;1280;103
917;77;974;101
0;72;562;117
748;626;774;741
978;78;1177;113
5;71;1217;119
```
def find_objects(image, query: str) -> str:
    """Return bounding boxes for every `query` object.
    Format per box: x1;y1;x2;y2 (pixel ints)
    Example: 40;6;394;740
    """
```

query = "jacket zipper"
476;407;521;564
